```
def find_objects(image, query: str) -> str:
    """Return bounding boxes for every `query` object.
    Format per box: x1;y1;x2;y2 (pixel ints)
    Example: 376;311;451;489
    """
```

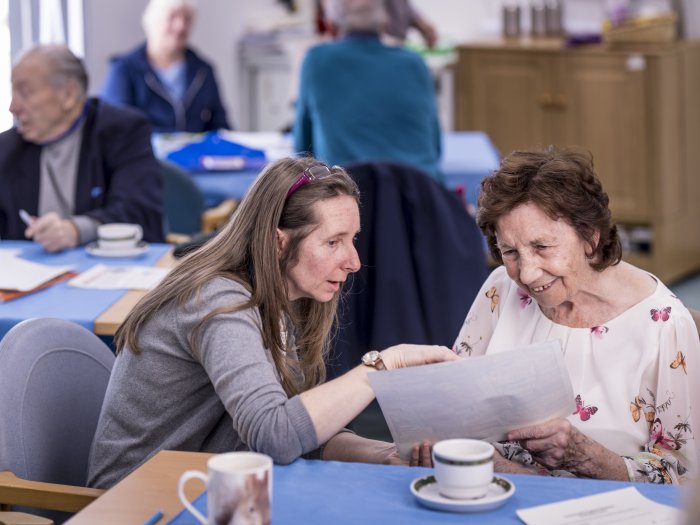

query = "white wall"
81;1;491;130
83;0;305;128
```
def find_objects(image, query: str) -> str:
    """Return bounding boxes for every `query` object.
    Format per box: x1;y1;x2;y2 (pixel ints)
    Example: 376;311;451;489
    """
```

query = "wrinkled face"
9;54;77;143
280;195;361;302
153;5;194;53
496;202;595;310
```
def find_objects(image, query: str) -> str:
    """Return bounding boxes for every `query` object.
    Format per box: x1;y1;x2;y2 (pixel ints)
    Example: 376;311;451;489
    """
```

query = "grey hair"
15;44;88;97
142;0;197;35
324;0;387;33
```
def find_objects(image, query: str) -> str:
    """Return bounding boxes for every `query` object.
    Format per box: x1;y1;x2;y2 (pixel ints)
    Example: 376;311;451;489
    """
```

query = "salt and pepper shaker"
545;0;563;37
502;4;522;39
504;1;564;40
531;3;547;38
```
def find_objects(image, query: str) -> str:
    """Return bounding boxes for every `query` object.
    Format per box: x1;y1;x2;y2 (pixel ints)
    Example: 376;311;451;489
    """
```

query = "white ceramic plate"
85;241;149;258
411;475;515;513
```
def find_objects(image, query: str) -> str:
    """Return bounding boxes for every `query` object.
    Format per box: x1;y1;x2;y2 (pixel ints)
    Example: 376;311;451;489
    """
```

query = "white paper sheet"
516;487;682;524
68;264;169;290
0;254;73;291
368;340;575;459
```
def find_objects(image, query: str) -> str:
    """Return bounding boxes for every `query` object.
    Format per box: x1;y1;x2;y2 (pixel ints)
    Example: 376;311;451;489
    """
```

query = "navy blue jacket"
101;44;230;133
328;161;488;377
0;98;165;242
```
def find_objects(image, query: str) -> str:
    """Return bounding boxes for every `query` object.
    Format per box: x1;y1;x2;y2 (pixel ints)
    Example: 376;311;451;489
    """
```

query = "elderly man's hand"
25;212;79;252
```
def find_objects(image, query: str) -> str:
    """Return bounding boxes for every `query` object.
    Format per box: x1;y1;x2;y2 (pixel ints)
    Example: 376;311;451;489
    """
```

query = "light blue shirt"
155;61;186;101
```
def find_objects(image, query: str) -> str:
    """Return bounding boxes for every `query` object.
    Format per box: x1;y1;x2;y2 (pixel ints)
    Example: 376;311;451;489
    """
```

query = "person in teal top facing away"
294;0;442;182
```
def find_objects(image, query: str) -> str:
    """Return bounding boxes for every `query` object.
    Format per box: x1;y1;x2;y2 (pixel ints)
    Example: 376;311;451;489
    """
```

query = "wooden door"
458;50;552;156
556;53;651;221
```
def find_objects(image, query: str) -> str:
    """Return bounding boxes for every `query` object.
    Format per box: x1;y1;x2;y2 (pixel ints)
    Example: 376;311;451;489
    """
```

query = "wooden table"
65;451;212;525
93;250;176;335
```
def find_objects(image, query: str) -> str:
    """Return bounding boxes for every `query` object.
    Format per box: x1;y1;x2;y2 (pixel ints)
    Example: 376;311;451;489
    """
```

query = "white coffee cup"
178;452;272;525
432;438;494;500
97;223;143;251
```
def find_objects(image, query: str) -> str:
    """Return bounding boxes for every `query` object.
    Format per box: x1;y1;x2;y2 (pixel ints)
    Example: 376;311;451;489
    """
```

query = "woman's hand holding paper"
507;418;628;480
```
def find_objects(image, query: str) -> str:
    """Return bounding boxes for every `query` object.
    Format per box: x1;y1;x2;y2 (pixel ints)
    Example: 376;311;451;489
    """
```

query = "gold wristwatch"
361;350;386;371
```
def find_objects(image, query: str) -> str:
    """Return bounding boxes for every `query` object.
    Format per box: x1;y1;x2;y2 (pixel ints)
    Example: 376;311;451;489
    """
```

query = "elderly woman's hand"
506;418;582;471
380;344;458;370
384;441;433;467
506;418;628;479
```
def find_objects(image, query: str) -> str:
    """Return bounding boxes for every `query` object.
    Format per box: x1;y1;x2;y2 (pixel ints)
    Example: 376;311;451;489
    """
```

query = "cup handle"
178;470;208;524
134;224;143;242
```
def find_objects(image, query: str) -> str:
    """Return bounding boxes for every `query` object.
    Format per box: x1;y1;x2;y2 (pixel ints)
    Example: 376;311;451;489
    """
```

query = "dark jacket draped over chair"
328;161;488;377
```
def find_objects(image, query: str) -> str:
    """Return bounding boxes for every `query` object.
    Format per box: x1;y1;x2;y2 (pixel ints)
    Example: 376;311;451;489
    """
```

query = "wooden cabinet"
456;40;700;283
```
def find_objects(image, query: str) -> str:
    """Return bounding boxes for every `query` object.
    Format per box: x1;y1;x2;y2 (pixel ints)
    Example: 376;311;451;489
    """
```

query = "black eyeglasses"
287;165;333;198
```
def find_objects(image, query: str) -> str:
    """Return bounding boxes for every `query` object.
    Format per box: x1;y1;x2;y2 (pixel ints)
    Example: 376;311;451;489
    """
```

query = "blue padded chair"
161;159;206;236
0;318;113;522
161;159;238;239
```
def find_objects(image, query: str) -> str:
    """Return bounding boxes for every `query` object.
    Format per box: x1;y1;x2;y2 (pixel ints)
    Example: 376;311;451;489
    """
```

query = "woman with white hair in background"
101;0;230;132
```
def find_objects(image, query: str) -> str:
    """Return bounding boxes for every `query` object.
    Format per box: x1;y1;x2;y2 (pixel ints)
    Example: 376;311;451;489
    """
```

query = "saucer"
86;241;149;258
411;475;515;513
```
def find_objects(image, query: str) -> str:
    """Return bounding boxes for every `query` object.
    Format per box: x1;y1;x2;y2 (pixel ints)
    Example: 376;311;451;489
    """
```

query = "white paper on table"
68;264;170;290
368;340;575;459
516;486;682;525
0;255;73;291
0;249;22;259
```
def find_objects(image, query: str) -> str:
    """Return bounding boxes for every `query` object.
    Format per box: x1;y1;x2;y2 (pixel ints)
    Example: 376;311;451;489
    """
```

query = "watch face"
362;350;380;365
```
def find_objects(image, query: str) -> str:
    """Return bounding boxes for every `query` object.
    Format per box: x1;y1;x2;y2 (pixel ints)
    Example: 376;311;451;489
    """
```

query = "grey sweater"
87;277;319;489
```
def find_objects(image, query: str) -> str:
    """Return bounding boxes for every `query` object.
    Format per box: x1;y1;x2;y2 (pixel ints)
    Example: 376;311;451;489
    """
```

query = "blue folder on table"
165;132;267;173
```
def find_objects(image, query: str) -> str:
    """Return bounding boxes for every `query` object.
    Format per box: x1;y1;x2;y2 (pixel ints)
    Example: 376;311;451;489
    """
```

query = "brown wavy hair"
477;146;621;272
115;157;360;396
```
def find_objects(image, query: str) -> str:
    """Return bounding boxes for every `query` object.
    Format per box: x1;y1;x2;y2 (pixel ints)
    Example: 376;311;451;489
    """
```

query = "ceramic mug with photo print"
178;451;272;525
432;438;494;500
97;223;143;251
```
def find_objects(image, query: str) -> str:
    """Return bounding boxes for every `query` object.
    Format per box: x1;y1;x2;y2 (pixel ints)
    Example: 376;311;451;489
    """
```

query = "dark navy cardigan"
101;44;230;133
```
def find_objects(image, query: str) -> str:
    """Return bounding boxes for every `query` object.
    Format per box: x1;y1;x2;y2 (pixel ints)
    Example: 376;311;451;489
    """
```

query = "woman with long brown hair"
88;156;455;488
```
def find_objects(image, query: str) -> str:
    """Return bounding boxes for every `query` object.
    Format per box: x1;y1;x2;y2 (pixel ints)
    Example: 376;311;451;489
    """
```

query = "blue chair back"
161;159;206;236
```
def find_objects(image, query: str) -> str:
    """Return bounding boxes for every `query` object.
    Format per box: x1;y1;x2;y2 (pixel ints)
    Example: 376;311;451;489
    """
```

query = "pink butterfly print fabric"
650;418;680;450
591;326;609;338
517;288;532;309
572;394;598;421
650;306;671;322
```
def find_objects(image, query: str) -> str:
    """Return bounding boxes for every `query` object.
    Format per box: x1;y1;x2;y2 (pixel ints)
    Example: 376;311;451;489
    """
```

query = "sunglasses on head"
286;164;333;198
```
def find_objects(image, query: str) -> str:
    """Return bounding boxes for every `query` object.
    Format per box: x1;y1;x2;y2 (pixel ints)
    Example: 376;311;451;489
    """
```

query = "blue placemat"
167;459;681;525
0;241;171;340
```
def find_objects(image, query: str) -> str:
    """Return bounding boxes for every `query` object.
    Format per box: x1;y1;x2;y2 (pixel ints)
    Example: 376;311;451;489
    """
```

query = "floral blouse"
453;266;699;484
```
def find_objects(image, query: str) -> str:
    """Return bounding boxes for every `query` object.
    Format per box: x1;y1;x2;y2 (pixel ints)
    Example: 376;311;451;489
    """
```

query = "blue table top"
168;459;681;525
180;131;501;209
0;240;171;341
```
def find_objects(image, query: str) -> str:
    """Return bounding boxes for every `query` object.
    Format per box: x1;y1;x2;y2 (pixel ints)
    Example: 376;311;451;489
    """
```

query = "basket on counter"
602;14;677;46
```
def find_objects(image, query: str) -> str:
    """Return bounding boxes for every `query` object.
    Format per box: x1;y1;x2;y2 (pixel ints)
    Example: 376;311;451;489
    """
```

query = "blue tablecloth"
168;459;681;525
184;132;500;208
0;241;171;341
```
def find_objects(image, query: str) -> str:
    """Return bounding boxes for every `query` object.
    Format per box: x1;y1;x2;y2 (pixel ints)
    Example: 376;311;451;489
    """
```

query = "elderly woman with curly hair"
454;146;700;484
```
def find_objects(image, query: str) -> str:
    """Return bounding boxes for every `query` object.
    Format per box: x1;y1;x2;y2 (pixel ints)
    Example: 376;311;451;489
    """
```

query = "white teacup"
432;438;494;500
178;452;272;525
97;223;143;251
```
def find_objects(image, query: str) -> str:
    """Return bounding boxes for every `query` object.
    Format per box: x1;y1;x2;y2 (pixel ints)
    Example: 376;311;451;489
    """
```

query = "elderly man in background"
294;0;442;182
0;44;164;252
